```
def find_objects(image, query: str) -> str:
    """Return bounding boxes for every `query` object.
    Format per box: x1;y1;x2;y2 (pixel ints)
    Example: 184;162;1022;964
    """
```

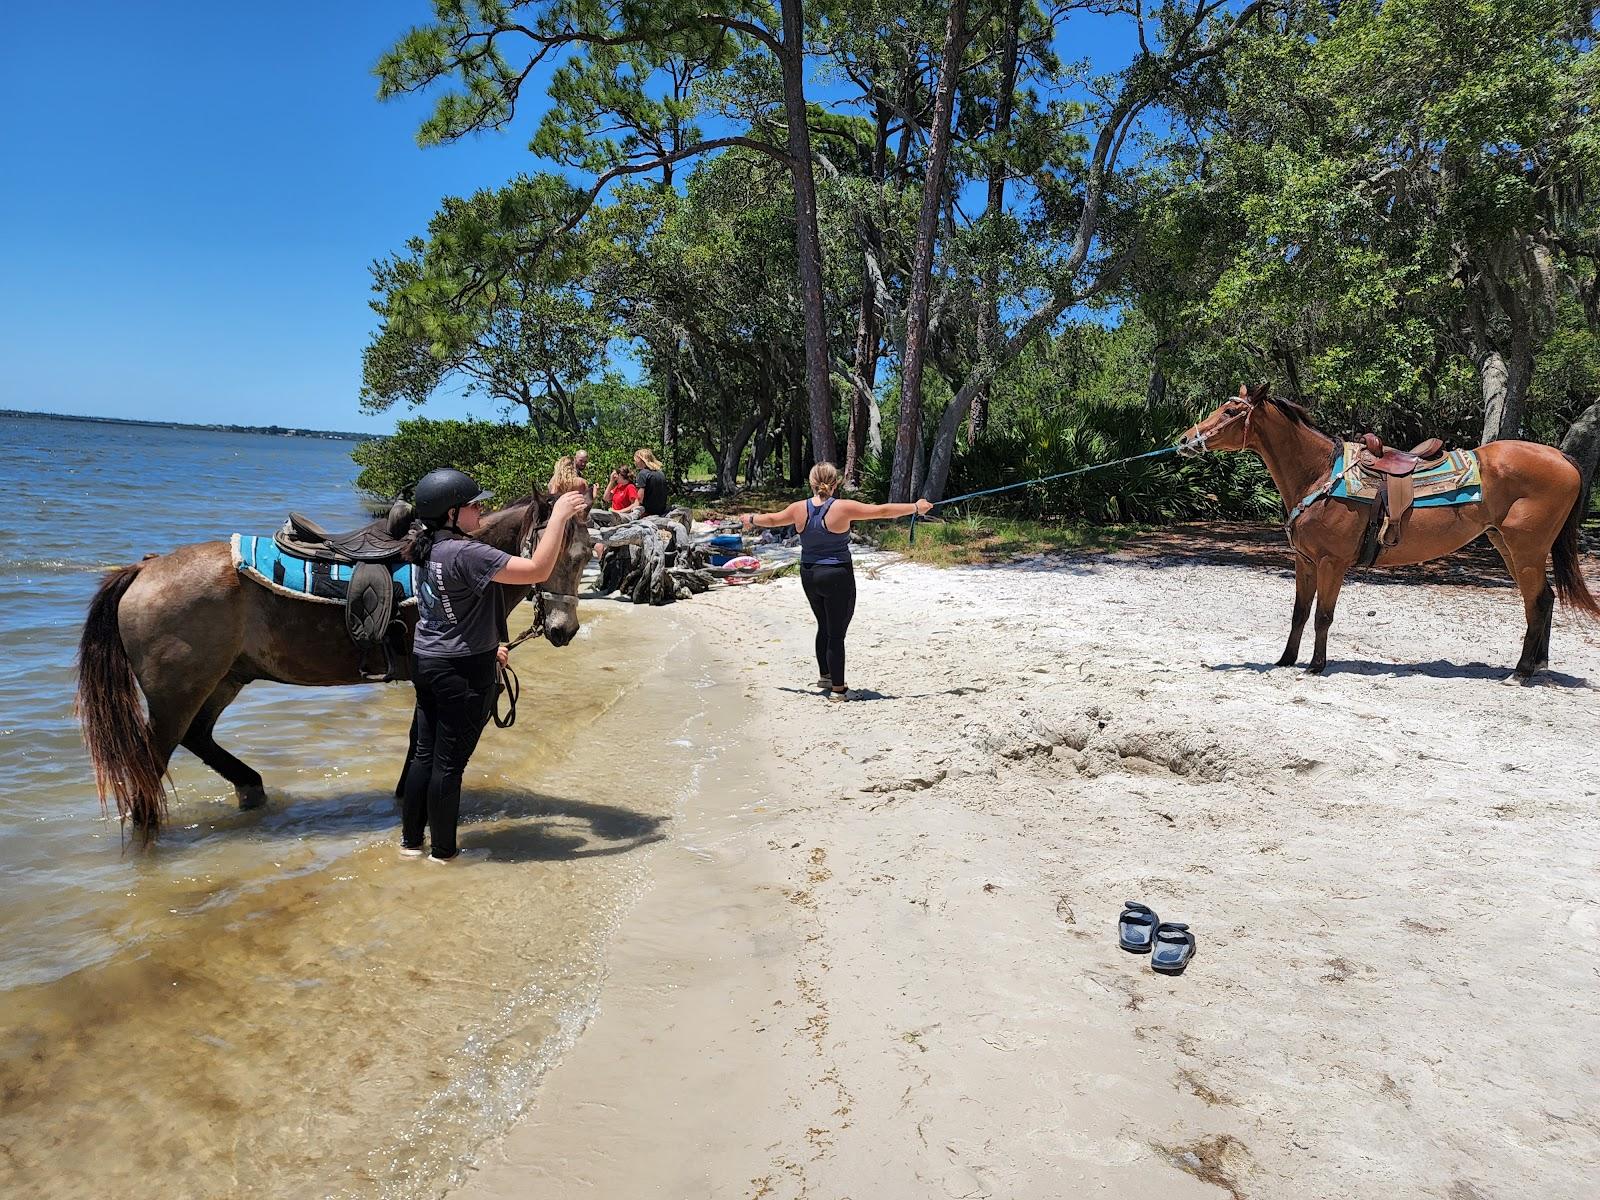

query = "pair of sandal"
1117;901;1196;975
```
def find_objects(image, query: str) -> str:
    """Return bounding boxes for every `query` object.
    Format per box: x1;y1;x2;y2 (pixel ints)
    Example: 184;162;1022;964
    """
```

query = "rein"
909;444;1184;544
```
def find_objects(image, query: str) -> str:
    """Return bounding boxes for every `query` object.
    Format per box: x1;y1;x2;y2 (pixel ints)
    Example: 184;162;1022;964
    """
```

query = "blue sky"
0;2;1137;434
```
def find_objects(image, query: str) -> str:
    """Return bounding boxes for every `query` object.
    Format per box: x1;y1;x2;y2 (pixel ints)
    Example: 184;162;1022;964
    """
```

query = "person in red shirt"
605;466;641;513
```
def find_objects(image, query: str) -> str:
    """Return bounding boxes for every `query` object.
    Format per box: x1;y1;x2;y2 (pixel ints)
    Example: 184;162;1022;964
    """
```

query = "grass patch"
869;514;1142;566
676;489;1141;566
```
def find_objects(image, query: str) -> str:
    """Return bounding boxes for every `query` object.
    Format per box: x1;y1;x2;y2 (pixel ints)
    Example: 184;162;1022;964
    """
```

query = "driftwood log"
594;508;719;605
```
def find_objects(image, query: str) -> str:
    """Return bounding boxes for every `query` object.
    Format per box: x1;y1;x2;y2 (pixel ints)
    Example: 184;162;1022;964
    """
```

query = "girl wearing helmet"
399;469;587;862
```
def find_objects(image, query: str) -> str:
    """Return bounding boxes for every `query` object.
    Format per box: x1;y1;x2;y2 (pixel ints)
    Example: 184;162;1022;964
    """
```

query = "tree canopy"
360;0;1600;513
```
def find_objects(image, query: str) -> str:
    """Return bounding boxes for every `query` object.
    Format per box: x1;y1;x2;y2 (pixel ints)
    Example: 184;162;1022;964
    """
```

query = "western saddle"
274;500;417;681
1354;433;1446;563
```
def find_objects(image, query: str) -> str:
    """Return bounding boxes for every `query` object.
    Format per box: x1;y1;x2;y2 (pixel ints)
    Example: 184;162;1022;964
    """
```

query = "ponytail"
808;461;840;499
403;513;458;565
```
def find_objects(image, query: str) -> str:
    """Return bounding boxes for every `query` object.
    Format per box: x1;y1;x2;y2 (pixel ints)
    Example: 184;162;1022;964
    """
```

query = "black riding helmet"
413;468;490;522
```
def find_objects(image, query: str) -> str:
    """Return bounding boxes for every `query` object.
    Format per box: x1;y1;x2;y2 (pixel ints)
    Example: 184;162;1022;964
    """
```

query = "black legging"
801;562;856;689
401;650;496;858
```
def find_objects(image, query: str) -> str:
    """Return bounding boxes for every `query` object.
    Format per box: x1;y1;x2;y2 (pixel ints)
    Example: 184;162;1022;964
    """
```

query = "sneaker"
427;848;489;865
816;677;832;690
399;843;426;858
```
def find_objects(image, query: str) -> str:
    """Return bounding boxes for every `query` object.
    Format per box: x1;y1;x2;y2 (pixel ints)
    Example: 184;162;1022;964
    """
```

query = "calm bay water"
0;413;707;1197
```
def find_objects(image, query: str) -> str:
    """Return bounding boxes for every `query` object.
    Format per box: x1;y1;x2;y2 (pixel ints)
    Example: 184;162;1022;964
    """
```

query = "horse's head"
523;482;594;648
1179;383;1273;455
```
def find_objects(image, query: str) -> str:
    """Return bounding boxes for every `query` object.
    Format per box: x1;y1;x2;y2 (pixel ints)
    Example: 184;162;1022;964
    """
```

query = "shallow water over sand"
0;414;713;1196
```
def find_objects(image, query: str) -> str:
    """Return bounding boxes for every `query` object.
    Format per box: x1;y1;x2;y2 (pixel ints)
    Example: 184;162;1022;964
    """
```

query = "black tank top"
801;498;851;566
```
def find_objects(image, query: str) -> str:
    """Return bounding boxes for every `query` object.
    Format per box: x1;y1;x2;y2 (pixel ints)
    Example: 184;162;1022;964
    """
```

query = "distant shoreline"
1;407;375;442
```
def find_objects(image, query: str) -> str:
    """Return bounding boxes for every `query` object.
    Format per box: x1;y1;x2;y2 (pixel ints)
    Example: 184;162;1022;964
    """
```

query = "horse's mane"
1262;393;1334;441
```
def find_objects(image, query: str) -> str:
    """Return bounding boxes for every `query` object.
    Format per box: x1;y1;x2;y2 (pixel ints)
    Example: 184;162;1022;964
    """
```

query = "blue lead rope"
908;444;1183;545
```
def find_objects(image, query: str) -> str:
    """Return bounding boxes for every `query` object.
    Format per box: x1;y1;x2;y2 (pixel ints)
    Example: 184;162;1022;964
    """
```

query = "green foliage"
939;321;1278;522
352;373;662;502
364;0;1600;526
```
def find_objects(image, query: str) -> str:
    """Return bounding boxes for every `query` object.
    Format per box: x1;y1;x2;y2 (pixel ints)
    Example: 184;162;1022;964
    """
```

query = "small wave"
0;557;117;573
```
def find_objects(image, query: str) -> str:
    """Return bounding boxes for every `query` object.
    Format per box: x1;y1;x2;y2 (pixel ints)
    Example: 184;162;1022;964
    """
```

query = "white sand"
455;545;1600;1199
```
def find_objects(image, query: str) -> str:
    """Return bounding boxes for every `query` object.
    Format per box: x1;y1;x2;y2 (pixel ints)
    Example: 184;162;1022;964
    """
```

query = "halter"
509;495;585;645
494;495;589;727
1177;401;1253;456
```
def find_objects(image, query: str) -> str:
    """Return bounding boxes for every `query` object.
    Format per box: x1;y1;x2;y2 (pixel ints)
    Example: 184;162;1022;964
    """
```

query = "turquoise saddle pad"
1327;444;1483;508
231;534;417;605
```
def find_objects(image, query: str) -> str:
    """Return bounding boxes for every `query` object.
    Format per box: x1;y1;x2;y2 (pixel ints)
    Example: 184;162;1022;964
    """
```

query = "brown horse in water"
1181;384;1598;678
75;491;594;837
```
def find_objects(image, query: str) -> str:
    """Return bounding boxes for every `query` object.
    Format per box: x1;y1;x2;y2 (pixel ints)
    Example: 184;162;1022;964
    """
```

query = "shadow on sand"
157;784;668;862
773;684;988;703
1207;657;1595;689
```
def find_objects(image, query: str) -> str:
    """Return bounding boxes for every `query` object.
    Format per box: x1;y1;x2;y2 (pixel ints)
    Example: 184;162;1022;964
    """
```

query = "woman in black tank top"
734;462;931;701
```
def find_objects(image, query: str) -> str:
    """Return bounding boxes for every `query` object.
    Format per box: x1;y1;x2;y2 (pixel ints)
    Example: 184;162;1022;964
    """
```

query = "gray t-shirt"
413;535;512;658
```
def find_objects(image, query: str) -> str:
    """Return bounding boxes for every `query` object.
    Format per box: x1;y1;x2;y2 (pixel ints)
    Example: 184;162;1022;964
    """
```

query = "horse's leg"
1276;555;1317;667
1306;558;1349;674
180;678;267;809
1487;526;1556;680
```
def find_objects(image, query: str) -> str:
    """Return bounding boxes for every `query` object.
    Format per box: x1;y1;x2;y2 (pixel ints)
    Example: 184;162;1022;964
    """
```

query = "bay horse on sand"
75;490;593;838
1181;385;1598;679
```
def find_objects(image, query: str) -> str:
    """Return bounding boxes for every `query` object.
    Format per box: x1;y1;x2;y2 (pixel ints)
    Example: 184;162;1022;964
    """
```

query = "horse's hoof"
1502;672;1534;687
237;784;268;810
1304;664;1326;676
1274;655;1297;668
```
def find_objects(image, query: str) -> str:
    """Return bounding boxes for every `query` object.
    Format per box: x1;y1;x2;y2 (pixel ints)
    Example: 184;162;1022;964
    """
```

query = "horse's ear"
1258;382;1272;400
1238;383;1248;399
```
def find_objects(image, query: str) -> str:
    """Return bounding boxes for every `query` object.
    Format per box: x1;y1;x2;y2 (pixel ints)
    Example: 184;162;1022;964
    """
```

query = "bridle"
1177;393;1338;557
1177;400;1254;456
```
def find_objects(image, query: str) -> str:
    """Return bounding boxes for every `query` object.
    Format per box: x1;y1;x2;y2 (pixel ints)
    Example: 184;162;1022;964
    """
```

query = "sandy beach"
455;539;1600;1200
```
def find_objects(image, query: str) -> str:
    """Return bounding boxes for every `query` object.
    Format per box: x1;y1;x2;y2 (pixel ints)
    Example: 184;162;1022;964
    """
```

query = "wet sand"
456;548;1600;1199
0;600;724;1199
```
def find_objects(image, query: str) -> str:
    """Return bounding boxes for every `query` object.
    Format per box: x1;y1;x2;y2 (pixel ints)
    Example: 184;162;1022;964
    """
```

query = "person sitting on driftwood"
605;465;640;513
733;463;931;702
634;449;670;517
572;449;594;505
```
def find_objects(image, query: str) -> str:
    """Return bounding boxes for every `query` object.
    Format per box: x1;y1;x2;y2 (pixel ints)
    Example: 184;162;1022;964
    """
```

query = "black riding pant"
800;562;856;689
401;650;496;859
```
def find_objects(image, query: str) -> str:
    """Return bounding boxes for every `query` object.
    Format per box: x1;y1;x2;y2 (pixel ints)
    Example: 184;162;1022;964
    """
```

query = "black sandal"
1151;922;1196;975
1118;901;1159;954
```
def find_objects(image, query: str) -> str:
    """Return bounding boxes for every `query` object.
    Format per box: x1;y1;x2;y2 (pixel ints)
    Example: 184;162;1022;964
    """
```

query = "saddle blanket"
1329;441;1483;507
231;534;417;606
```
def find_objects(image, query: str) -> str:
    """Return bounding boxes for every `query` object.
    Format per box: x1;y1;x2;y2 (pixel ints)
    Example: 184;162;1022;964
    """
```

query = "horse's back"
1474;439;1582;503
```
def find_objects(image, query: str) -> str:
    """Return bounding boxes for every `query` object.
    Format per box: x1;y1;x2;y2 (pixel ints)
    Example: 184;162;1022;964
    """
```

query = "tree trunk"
888;0;970;502
1478;348;1513;442
719;412;761;495
1469;281;1536;443
1479;330;1534;443
750;425;773;487
844;104;891;488
662;339;679;481
844;289;881;487
780;0;837;468
1560;395;1600;520
969;0;1021;445
788;415;804;486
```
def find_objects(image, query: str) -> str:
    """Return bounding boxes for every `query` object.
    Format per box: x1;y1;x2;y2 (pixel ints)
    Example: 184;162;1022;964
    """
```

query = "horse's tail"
1552;455;1600;621
75;562;169;836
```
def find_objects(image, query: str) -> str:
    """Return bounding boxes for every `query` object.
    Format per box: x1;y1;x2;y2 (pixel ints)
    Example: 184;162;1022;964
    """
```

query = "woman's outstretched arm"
827;499;934;522
735;501;804;532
